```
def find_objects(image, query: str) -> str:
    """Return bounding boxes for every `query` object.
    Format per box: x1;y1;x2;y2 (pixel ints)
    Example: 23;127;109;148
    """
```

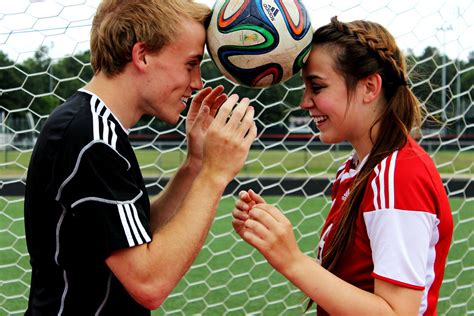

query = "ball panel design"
292;42;312;75
218;0;250;29
207;0;313;88
274;0;312;40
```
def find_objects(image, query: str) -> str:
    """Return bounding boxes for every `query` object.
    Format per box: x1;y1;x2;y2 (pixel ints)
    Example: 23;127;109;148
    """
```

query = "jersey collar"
78;88;130;135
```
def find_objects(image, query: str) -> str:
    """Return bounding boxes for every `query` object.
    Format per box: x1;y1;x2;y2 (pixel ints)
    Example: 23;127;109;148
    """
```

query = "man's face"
139;19;205;124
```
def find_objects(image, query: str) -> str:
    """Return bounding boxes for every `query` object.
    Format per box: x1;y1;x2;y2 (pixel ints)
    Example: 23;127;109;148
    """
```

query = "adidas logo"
341;189;350;201
263;3;279;21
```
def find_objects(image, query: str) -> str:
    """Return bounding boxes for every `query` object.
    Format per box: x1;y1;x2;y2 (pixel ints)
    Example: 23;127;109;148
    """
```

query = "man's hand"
200;94;257;185
186;86;227;168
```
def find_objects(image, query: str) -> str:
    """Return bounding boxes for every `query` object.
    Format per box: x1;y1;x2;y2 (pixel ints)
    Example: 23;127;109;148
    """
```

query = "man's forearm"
149;157;201;231
106;169;229;309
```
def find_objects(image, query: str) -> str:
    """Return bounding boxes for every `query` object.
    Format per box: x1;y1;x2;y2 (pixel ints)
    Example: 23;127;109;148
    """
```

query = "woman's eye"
312;84;323;93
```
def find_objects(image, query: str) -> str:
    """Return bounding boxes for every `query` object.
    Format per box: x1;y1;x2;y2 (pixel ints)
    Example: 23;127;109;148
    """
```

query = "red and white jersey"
316;137;453;316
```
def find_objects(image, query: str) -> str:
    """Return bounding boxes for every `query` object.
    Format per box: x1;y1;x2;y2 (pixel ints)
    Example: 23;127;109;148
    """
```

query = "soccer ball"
206;0;313;88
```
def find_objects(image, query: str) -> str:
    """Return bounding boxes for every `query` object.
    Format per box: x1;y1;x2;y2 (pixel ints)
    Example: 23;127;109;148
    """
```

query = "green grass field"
0;196;472;315
1;148;473;177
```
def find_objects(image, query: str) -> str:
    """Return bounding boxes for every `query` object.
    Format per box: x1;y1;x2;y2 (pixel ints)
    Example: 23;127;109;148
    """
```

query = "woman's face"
299;45;370;148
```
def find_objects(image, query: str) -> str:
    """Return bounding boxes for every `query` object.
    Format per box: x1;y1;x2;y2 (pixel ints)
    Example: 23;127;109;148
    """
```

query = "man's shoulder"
43;91;93;139
50;90;91;117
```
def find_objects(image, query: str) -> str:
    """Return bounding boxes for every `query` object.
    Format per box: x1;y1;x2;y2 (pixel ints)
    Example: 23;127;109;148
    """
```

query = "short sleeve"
364;209;439;290
361;149;443;290
56;142;151;257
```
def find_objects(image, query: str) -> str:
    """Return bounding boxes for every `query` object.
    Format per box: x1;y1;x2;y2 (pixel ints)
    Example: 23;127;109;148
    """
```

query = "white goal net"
0;0;472;315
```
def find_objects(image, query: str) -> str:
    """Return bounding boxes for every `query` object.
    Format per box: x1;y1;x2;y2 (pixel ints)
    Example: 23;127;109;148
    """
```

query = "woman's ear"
362;73;382;104
131;42;148;72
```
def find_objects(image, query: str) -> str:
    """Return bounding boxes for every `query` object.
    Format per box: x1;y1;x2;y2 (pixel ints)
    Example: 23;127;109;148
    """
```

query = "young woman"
232;17;453;315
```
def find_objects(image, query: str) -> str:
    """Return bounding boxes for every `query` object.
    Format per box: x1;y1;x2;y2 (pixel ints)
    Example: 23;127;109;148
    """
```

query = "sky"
0;0;472;63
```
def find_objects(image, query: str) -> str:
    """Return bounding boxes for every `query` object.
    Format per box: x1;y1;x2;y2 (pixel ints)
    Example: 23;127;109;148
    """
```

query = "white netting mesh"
0;0;473;315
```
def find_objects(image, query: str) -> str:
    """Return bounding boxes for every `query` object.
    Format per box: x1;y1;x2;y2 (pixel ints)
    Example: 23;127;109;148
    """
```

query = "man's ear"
362;73;382;104
131;42;148;72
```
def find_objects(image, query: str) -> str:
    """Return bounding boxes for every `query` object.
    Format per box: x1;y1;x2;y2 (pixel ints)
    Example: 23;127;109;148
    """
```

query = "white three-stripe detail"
131;204;151;243
371;152;398;210
117;203;151;247
90;97;117;149
124;204;143;245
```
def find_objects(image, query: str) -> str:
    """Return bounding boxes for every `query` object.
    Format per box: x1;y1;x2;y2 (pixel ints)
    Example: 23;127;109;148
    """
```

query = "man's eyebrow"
190;54;204;62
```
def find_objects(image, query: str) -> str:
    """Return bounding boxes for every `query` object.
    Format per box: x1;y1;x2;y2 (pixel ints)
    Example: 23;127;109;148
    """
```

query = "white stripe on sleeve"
118;204;135;247
131;203;151;243
124;204;143;245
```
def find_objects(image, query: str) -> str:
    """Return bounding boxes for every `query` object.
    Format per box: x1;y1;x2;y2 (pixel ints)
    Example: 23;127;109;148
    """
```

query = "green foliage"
0;45;472;134
0;46;92;118
407;47;474;134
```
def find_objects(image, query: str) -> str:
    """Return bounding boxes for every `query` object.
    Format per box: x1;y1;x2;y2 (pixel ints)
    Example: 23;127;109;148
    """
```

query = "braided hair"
305;16;422;311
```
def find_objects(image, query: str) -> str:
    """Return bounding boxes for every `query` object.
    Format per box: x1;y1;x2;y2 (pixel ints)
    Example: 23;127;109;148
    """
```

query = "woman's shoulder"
392;136;439;178
365;136;449;214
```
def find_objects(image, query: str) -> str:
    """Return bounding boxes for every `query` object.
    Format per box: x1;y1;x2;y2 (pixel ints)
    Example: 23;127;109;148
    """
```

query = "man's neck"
83;72;142;129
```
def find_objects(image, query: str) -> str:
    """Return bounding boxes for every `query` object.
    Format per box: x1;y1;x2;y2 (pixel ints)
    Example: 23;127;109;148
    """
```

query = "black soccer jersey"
24;89;152;315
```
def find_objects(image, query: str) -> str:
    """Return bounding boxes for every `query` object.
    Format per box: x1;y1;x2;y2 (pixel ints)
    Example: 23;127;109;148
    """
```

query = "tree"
14;45;60;115
0;45;472;137
0;51;28;112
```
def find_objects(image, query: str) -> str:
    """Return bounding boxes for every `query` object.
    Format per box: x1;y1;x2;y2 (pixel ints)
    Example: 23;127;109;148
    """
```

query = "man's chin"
157;115;180;125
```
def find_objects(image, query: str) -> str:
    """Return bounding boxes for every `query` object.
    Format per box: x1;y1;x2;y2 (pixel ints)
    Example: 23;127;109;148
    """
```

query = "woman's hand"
232;189;265;235
240;202;303;273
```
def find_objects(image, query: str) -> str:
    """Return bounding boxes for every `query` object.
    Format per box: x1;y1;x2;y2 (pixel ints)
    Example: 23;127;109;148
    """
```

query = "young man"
24;0;257;315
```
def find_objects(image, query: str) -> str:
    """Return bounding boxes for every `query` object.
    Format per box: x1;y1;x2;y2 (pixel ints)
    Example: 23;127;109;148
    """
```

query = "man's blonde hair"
90;0;211;77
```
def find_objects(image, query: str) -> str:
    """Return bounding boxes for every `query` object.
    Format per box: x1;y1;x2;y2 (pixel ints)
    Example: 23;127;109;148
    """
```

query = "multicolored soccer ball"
206;0;313;88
